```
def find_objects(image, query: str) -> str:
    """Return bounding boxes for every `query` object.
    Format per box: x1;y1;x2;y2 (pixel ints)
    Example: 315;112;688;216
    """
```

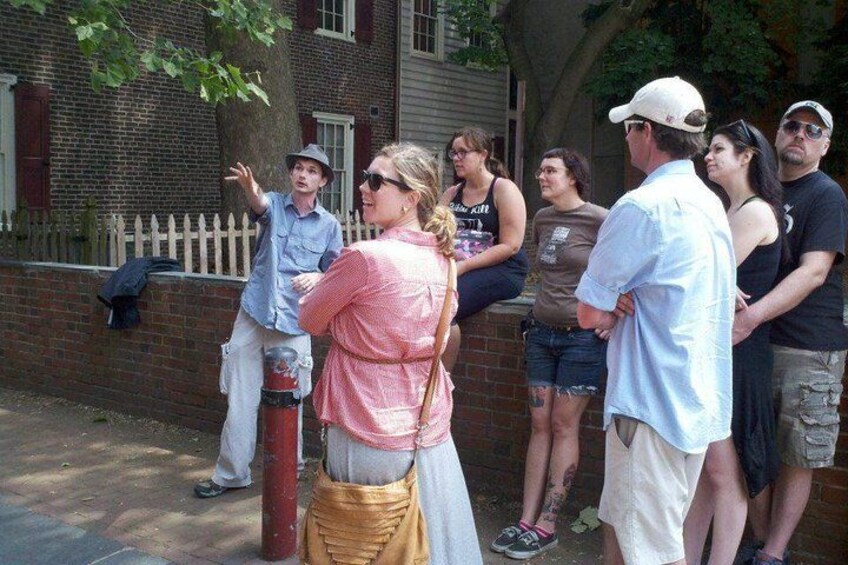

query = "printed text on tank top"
448;177;500;236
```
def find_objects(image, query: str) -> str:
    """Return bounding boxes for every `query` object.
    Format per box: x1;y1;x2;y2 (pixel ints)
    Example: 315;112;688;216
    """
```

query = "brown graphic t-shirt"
532;202;608;327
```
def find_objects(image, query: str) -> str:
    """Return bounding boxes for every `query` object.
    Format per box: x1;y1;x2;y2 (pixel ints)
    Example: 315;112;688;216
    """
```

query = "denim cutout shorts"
525;324;607;395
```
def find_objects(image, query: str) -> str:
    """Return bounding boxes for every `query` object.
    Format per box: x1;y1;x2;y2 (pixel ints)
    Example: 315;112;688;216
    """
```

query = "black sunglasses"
732;119;754;144
781;119;826;140
361;170;412;192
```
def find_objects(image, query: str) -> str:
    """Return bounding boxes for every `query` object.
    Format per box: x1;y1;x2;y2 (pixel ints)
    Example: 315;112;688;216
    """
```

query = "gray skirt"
326;426;483;565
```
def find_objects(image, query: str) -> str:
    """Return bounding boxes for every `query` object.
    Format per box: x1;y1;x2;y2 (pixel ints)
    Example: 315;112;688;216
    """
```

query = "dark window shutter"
355;0;374;44
297;0;318;31
353;122;372;213
300;114;318;146
493;135;505;163
15;83;51;211
493;135;508;177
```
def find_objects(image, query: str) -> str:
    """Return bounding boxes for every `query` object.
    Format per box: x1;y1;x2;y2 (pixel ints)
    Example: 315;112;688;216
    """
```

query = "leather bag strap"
320;259;456;456
415;259;456;443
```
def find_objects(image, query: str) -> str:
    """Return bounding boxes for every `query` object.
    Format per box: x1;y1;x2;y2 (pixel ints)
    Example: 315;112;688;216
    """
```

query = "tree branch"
535;0;656;149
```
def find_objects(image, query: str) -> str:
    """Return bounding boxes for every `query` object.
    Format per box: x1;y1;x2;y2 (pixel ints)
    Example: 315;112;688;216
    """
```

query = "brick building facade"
0;1;397;219
285;0;397;216
0;2;221;217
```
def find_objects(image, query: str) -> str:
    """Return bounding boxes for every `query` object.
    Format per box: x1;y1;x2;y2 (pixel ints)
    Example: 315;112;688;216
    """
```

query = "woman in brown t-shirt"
490;148;608;560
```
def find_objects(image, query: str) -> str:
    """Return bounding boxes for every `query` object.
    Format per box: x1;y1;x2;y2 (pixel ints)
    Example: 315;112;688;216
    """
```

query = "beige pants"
599;418;706;565
212;307;312;488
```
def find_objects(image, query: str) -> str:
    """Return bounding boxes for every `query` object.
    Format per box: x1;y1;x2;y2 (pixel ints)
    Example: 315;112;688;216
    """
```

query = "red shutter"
353;122;372;213
297;0;318;31
355;0;374;44
300;114;318;146
15;83;51;211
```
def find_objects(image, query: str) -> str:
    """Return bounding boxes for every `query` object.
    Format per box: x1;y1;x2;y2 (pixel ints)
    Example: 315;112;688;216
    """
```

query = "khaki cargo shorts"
772;345;845;469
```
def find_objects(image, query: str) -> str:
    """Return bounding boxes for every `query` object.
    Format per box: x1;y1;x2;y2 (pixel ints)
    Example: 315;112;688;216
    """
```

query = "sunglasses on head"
781;119;826;140
731;119;754;144
362;170;412;192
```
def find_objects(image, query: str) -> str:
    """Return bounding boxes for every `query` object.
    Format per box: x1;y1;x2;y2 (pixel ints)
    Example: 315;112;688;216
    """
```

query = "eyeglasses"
448;149;476;160
361;170;412;192
624;119;646;134
535;166;567;178
781;119;827;140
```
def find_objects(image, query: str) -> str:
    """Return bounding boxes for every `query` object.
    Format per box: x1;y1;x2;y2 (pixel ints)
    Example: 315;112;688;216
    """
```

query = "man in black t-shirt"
733;101;848;565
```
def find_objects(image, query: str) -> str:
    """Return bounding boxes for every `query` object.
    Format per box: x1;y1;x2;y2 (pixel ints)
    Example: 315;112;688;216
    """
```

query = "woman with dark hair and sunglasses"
439;126;530;371
683;120;783;565
299;143;483;564
490;148;608;560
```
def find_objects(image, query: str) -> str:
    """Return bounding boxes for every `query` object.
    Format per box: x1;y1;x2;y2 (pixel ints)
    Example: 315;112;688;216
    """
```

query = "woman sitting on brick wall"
490;148;609;560
299;143;483;564
440;126;530;372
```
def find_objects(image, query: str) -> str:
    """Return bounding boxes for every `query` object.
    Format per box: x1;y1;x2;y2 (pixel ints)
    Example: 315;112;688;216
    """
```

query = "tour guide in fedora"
194;144;343;498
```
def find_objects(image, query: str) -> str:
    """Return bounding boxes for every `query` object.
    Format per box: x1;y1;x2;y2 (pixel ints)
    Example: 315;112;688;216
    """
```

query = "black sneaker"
490;525;524;553
193;479;230;499
734;540;763;565
750;549;790;565
504;529;558;560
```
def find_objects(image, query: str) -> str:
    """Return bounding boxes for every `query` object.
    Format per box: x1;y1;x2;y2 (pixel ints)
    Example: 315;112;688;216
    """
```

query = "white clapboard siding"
398;0;508;159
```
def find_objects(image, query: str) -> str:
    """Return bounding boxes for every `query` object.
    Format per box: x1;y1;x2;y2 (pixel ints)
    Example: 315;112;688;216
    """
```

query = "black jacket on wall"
98;257;182;329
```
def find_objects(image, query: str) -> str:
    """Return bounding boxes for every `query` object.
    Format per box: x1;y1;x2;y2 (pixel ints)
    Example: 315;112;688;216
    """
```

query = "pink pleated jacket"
299;227;458;451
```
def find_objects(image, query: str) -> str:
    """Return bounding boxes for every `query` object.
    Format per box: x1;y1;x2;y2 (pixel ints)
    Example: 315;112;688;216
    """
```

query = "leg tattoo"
529;386;547;408
539;464;577;524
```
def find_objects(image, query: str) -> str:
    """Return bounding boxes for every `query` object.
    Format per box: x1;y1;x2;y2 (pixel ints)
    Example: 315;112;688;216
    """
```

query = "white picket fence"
0;204;381;277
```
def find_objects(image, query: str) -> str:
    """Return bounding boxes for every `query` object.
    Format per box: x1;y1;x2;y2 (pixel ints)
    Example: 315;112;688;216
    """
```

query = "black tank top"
448;176;500;242
736;196;782;340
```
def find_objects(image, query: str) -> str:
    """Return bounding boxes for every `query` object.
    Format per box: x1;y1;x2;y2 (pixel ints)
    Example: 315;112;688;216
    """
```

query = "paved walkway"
0;387;602;564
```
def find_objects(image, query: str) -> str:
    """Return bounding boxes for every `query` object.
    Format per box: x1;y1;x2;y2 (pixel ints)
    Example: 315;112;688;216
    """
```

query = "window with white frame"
0;74;17;215
316;0;355;41
412;0;443;58
314;112;354;215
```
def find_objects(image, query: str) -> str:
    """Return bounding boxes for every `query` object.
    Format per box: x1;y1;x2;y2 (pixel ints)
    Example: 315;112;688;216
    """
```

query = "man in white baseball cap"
576;77;735;564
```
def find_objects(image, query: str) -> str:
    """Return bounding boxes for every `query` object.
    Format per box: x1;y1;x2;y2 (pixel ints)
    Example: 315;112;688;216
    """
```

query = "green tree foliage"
811;15;848;174
585;0;782;125
5;0;291;105
443;0;837;131
440;0;508;70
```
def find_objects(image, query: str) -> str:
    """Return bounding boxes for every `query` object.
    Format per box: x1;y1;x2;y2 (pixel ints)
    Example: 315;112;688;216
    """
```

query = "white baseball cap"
609;76;706;133
782;100;834;132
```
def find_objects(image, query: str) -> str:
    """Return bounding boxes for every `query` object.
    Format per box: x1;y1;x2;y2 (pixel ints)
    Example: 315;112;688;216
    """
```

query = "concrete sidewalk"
0;387;602;564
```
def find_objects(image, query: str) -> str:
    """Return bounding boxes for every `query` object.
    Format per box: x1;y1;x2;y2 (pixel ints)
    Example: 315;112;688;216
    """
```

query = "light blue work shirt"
241;191;343;335
575;160;735;453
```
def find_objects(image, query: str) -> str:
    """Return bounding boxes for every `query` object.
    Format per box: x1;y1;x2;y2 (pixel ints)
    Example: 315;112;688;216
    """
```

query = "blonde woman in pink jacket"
299;143;483;565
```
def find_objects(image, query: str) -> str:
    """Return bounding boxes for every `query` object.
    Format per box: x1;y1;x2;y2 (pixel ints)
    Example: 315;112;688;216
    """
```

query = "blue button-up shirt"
576;160;735;453
241;192;343;335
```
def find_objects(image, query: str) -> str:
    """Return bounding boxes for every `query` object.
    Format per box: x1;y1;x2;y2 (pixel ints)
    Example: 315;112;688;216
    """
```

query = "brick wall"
1;1;398;218
0;1;221;217
284;0;397;157
0;260;845;563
